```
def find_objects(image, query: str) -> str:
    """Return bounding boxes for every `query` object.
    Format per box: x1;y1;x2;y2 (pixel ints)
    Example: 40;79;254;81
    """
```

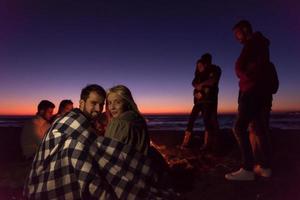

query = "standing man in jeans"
181;53;221;152
225;20;278;181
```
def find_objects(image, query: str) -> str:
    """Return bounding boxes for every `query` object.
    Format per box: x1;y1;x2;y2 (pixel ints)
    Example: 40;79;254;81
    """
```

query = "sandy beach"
0;126;299;199
150;129;300;200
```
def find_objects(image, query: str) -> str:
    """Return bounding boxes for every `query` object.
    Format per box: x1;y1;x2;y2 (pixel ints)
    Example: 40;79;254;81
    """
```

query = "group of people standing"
22;19;279;199
181;20;278;181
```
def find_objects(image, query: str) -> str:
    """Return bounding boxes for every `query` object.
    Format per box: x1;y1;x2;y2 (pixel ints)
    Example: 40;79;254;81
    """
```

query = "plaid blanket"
24;109;176;199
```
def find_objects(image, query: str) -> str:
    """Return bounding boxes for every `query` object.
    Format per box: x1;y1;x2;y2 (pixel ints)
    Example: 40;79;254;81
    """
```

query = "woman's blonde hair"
106;85;140;115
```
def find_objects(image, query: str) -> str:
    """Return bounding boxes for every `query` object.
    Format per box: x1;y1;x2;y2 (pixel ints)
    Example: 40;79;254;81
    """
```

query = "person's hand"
194;84;202;90
89;120;105;136
181;131;192;148
194;92;203;100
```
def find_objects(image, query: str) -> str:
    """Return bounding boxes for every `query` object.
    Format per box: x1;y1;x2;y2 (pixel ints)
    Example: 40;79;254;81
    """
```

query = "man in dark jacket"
225;20;276;181
181;53;221;152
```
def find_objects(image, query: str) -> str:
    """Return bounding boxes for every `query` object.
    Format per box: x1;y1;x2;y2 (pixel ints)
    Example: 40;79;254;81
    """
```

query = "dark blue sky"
0;0;299;114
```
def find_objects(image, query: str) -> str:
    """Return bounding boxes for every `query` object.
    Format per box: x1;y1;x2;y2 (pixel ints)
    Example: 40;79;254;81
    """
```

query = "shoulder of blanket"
116;111;146;125
55;109;90;128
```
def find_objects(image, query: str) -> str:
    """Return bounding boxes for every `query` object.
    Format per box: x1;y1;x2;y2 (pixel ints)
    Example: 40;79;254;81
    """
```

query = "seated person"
20;100;55;159
105;85;150;155
105;85;170;186
52;99;73;121
24;84;176;199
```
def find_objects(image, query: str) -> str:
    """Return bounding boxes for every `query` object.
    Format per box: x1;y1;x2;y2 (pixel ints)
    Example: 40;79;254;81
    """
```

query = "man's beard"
40;113;51;123
83;105;99;120
90;111;100;119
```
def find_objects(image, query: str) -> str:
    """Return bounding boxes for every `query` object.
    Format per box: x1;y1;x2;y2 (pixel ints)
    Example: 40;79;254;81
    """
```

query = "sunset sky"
0;0;299;115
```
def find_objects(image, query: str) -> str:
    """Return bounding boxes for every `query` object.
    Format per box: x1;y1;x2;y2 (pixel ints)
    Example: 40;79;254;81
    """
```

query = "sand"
0;126;299;199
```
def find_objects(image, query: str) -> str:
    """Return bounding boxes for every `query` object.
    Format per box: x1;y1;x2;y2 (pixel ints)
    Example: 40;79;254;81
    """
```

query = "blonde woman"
105;85;150;155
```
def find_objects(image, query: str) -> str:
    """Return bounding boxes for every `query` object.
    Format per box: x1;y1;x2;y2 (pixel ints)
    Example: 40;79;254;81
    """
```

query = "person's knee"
249;123;268;137
233;122;244;136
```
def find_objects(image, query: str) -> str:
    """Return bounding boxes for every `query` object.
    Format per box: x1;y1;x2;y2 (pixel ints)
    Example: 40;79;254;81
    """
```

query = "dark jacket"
235;32;270;93
192;64;221;103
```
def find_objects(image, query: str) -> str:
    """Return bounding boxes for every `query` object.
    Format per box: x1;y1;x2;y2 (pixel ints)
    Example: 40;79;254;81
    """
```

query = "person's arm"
198;76;217;88
106;117;150;155
236;43;249;74
197;67;222;89
235;43;260;81
235;43;255;80
105;119;130;142
128;121;150;155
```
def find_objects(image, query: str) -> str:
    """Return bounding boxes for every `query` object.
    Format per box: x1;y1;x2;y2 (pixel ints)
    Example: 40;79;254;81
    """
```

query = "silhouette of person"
182;53;221;152
105;85;150;155
20;100;55;159
225;20;278;181
52;99;73;121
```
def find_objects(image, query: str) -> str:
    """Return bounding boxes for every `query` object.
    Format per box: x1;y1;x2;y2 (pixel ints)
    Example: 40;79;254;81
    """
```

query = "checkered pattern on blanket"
24;109;175;199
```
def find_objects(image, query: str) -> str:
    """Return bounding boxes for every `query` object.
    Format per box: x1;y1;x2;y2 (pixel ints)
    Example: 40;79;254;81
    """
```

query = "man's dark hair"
233;20;253;33
196;53;212;66
37;100;55;113
201;53;212;65
58;99;73;114
80;84;106;101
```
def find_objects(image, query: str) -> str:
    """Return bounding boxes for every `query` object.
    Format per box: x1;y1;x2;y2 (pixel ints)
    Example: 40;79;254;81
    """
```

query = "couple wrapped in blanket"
24;85;177;200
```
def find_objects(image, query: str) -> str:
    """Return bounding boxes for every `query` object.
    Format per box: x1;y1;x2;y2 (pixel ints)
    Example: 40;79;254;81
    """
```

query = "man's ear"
39;110;45;115
79;100;85;110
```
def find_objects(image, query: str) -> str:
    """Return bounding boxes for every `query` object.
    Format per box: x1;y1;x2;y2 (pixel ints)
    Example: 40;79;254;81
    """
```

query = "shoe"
181;131;192;148
225;168;255;181
254;165;272;178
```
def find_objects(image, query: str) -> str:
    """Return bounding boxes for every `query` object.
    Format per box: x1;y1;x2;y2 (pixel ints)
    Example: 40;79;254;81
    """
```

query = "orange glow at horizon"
0;100;60;116
1;98;298;116
0;102;37;115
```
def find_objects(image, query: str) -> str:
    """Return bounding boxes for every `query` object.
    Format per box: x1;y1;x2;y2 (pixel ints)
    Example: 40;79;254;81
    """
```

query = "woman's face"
197;62;205;72
107;92;127;118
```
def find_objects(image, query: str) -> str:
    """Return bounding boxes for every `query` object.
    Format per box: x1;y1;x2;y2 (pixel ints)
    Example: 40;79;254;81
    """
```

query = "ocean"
1;112;300;131
145;113;300;131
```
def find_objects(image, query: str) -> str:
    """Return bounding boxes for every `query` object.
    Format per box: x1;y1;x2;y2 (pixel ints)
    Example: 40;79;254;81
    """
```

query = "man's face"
234;28;247;44
79;91;105;119
41;108;54;122
107;93;126;118
62;104;73;115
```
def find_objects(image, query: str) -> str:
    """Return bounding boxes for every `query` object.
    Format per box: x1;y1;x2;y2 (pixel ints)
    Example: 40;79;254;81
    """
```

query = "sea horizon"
0;110;299;117
1;111;300;131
